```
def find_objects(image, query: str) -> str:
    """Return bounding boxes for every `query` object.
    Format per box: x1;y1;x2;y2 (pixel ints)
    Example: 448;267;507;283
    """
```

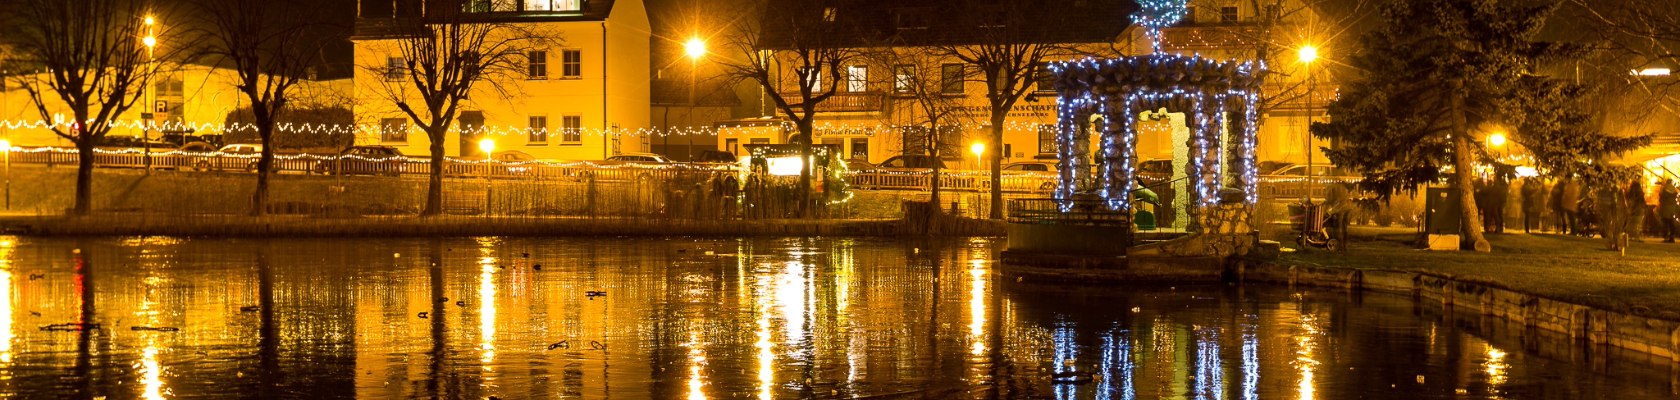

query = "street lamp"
970;142;985;170
684;37;705;161
478;137;496;158
1488;130;1507;160
142;15;158;171
1298;44;1319;205
0;139;10;210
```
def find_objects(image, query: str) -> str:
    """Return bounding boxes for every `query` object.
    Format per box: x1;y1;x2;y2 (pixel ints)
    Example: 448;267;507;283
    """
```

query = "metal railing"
1006;198;1132;227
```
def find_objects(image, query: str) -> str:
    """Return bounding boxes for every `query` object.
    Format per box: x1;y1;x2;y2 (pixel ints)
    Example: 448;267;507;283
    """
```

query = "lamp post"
684;37;705;161
142;15;157;171
970;142;985;170
1;139;10;210
1298;44;1319;205
1488;131;1507;161
478;138;495;214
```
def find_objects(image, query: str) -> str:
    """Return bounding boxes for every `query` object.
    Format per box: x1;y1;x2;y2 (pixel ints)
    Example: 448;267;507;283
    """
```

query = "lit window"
529;115;548;144
528;51;547;79
525;0;582;11
941;63;964;94
562;115;582;143
1035;62;1055;92
561;49;581;78
381;118;408;143
1220;6;1238;23
1037;124;1055;154
823;7;837;22
800;66;821;91
846;65;868;92
893;64;915;93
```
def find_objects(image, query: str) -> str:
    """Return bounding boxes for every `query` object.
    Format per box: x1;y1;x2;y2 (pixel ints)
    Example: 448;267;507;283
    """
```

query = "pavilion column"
1227;96;1258;204
1100;95;1137;212
1055;98;1095;211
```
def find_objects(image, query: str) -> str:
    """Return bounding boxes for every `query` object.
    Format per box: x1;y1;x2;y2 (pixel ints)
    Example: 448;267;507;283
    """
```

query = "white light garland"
0;116;1075;139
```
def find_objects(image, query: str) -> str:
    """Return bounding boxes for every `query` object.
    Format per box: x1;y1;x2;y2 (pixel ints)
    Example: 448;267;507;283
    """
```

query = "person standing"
1660;179;1677;243
1490;175;1509;233
1521;177;1544;233
1625;180;1647;242
1561;178;1582;235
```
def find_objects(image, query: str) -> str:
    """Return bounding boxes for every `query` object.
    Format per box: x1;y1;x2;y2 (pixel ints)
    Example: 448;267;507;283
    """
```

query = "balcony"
782;91;886;113
1159;25;1263;52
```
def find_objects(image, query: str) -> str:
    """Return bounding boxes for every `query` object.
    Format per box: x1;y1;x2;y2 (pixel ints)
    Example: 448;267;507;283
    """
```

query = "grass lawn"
1276;225;1680;320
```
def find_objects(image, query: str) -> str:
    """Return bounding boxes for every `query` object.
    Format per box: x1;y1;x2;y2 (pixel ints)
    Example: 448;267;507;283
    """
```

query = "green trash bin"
1135;187;1160;231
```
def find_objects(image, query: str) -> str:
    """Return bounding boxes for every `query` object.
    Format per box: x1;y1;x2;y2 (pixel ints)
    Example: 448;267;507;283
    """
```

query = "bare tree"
939;2;1062;220
193;0;335;216
871;47;973;211
719;0;861;218
363;1;547;216
3;0;164;216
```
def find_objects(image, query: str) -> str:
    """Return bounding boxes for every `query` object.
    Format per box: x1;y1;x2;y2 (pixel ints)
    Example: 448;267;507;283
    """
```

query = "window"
851;138;868;159
384;57;405;81
845;65;868;92
529;116;549;144
525;0;582;11
381;118;409;143
528;51;548;79
1220;6;1238;23
561;49;582;78
893;64;915;93
561;115;582;143
725;138;739;155
823;7;837;22
941;63;964;94
461;51;481;81
800;66;821;91
1037;124;1055;154
1035;62;1055;92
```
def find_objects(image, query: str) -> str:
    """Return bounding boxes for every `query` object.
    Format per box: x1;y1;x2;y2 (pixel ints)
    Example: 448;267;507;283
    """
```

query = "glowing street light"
1300;43;1321;207
1488;131;1507;148
970;142;985;169
684;37;707;60
1298;44;1318;64
478;138;496;157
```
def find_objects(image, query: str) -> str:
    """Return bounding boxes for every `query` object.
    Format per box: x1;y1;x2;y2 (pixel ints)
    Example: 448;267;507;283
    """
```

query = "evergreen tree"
1311;0;1631;252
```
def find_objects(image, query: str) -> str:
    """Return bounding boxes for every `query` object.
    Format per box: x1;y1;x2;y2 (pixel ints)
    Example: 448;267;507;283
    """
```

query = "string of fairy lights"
0;117;1074;139
1046;0;1265;213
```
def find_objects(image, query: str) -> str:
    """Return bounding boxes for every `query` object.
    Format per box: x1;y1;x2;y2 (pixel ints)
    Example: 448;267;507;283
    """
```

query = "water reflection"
0;237;1670;399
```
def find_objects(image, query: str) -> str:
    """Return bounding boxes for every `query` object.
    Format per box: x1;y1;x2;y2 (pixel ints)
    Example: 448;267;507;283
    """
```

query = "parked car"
191;144;264;172
873;155;949;170
1002;161;1056;173
606;153;672;164
1001;161;1059;192
1260;163;1358;181
843;157;876;170
487;150;540;175
179;141;217;153
316;146;406;176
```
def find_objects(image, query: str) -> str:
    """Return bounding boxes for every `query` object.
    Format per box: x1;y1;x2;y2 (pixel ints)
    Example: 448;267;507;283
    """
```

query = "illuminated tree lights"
1047;54;1264;218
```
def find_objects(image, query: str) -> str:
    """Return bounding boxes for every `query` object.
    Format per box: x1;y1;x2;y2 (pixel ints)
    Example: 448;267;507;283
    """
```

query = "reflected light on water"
754;275;774;400
140;344;165;400
1485;344;1508;388
1242;326;1259;400
479;256;497;366
775;262;806;341
1195;327;1224;399
968;260;987;356
1052;323;1077;400
1295;312;1321;400
0;242;11;365
1098;329;1134;400
686;330;707;400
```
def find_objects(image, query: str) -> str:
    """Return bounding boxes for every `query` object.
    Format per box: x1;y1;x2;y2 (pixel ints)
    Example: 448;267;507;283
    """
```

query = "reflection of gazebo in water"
1004;6;1266;266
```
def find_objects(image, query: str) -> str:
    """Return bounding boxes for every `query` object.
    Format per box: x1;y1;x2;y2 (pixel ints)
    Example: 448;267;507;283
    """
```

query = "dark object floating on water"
131;326;179;332
586;290;606;299
456;301;466;307
29;311;41;317
677;249;686;253
533;264;543;271
239;305;260;313
521;252;529;258
27;273;44;280
547;340;569;350
437;297;448;302
1050;371;1094;384
589;340;606;350
41;323;99;331
417;312;429;319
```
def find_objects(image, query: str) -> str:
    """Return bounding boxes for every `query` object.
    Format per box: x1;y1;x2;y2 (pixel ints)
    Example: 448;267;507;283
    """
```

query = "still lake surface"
0;236;1671;399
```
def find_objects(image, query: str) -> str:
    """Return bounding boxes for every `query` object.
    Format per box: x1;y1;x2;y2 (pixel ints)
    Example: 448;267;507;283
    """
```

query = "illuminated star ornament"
1134;0;1188;53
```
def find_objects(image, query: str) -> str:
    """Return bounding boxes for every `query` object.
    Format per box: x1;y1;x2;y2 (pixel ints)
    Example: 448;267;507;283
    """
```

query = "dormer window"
526;0;583;12
823;7;837;22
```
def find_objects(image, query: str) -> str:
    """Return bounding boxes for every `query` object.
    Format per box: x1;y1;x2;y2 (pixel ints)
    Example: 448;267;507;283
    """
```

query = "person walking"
1561;178;1582;235
1489;175;1509;233
1660;179;1677;243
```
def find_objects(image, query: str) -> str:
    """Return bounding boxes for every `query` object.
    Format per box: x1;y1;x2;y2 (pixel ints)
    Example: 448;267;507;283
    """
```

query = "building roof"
355;0;622;39
760;0;1136;49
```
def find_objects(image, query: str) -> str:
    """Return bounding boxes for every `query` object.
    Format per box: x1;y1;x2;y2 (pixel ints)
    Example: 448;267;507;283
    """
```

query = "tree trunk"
1450;79;1490;252
797;121;813;218
251;128;274;217
988;113;1005;219
423;131;446;216
73;140;95;216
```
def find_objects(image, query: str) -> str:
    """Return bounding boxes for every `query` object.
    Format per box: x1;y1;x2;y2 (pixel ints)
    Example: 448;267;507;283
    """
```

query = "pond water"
0;236;1672;399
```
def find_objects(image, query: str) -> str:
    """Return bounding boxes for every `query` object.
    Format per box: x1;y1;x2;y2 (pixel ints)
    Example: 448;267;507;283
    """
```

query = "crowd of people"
1482;175;1680;249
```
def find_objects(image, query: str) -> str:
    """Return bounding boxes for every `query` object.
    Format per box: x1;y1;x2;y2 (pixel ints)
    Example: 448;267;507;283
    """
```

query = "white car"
216;144;263;155
607;153;672;164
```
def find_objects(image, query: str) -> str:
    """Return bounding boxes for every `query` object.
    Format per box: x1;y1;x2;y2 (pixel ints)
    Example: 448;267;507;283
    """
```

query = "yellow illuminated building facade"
351;0;652;161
